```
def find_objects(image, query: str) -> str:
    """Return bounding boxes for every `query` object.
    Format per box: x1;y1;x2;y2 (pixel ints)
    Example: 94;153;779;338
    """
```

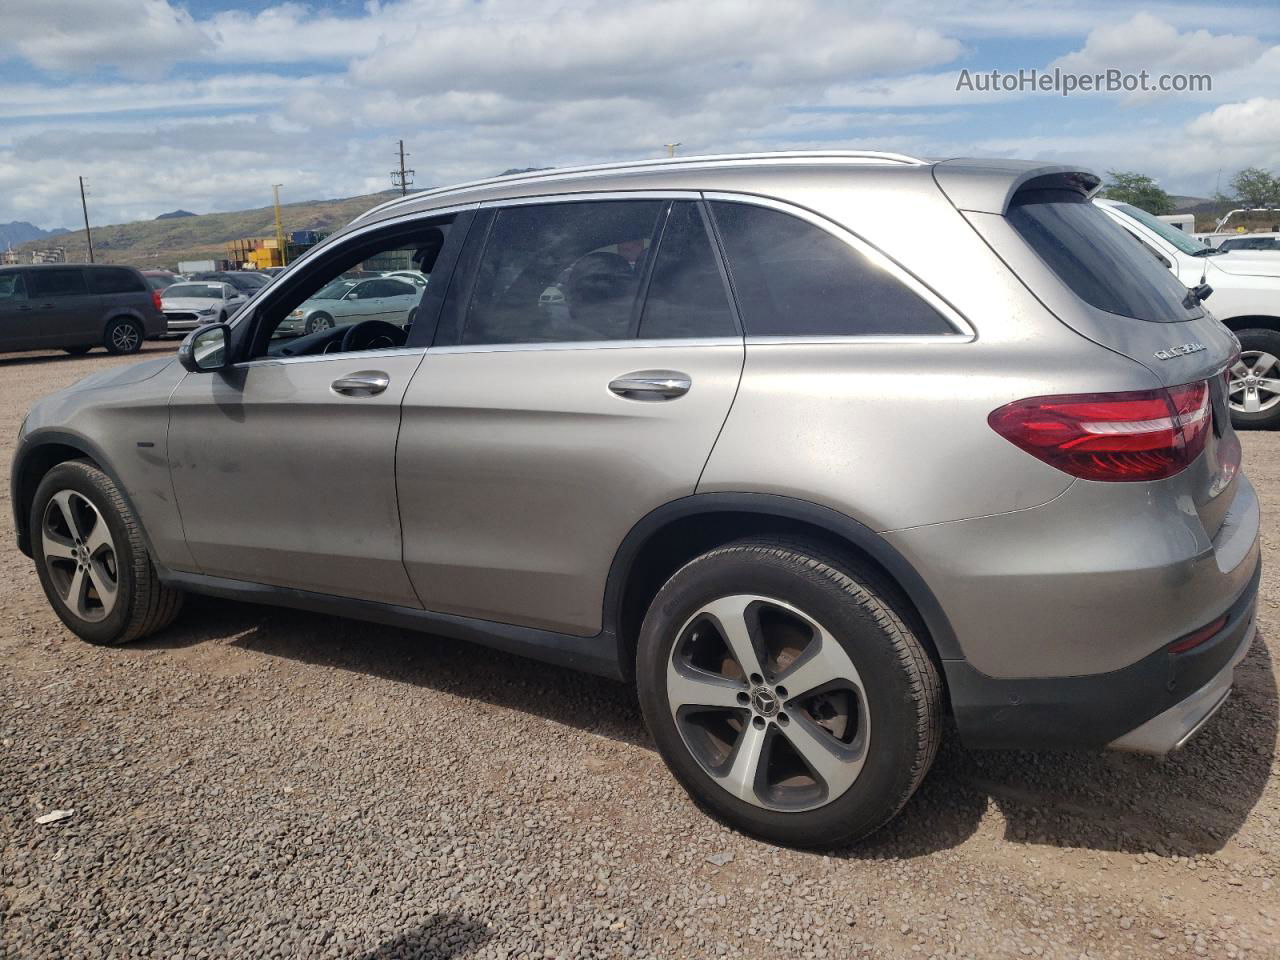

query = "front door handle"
331;371;390;397
609;370;692;400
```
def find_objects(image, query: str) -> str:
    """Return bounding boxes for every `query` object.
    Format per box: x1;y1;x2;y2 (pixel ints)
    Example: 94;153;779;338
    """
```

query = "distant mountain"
0;220;67;248
155;209;197;220
1171;195;1213;213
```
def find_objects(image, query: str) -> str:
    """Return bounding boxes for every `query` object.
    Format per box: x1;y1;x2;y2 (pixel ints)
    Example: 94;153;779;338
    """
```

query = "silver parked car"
277;275;422;335
13;153;1259;847
160;281;247;334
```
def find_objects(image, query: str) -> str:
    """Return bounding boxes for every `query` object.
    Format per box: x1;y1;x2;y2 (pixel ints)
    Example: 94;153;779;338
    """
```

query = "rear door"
87;266;149;336
24;268;101;347
397;196;745;634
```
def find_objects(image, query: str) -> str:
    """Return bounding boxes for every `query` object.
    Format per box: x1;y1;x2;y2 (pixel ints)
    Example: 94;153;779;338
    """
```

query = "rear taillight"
988;381;1211;482
151;289;163;311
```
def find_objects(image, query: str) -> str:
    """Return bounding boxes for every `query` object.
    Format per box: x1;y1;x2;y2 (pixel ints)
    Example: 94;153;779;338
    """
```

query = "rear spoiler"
932;158;1102;215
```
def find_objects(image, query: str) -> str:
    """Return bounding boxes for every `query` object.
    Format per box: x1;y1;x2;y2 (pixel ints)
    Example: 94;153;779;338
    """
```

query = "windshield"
1110;203;1215;256
312;279;358;300
1009;189;1203;323
165;283;223;299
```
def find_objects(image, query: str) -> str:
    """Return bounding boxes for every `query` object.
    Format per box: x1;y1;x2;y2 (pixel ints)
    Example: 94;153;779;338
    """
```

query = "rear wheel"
636;537;942;847
1228;329;1280;429
104;317;143;355
31;461;183;645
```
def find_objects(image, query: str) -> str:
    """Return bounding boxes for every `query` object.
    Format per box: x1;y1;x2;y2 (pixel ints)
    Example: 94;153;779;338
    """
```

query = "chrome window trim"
428;337;743;356
235;346;426;369
701;190;976;340
478;190;702;210
745;334;973;346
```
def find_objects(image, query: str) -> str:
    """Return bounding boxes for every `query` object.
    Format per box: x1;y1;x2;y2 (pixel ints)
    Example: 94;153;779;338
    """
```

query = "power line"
391;140;415;195
79;176;95;264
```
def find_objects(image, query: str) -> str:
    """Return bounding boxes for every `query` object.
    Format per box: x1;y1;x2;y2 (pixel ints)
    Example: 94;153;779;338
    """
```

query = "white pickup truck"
1096;198;1280;428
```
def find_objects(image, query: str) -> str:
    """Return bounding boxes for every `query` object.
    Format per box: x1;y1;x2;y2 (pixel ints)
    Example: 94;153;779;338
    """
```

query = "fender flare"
11;428;156;560
600;492;962;663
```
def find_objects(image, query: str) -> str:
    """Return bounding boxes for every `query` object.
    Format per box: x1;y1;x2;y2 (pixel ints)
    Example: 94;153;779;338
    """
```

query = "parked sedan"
160;282;247;335
276;276;422;336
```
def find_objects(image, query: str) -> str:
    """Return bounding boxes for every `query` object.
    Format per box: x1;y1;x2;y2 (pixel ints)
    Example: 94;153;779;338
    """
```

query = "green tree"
1228;167;1280;208
1101;171;1175;215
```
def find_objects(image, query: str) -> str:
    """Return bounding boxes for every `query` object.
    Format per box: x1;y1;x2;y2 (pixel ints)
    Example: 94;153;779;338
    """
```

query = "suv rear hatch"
935;163;1241;539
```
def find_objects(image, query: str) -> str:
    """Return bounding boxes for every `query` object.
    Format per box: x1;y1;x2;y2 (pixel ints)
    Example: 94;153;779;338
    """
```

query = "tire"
305;312;334;335
30;460;184;646
103;317;143;355
63;346;92;355
1228;328;1280;429
636;536;942;848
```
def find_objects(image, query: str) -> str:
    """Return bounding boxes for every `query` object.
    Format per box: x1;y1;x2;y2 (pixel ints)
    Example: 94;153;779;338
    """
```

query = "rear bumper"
944;558;1259;752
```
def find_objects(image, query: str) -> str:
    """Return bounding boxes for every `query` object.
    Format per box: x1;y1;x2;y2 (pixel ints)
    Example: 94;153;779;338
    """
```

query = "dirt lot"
1;344;1277;960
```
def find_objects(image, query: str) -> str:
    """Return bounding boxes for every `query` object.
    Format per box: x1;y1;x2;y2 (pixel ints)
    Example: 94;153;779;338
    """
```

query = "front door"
165;215;468;607
397;196;745;634
0;271;36;351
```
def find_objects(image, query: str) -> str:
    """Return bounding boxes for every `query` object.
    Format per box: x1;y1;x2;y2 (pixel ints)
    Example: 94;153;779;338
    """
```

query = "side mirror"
178;322;230;372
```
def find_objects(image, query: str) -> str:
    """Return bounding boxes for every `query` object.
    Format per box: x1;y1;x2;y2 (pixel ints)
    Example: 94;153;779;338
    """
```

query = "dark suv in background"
0;264;164;356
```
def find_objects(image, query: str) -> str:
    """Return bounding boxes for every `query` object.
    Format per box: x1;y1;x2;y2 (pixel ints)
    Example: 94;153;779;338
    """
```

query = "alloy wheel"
111;323;140;353
41;490;119;623
666;594;870;812
1229;350;1280;414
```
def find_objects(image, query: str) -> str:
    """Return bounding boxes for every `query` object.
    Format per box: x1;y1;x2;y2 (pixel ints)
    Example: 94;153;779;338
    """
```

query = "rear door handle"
331;371;390;397
609;370;692;400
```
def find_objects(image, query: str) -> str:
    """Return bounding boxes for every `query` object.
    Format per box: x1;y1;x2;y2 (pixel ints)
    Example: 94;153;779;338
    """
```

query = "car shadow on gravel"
351;912;490;959
142;597;1277;861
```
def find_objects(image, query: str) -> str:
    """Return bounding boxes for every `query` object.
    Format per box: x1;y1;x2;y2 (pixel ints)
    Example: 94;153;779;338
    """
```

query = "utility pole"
391;140;415;195
79;176;95;263
664;142;681;158
272;184;287;267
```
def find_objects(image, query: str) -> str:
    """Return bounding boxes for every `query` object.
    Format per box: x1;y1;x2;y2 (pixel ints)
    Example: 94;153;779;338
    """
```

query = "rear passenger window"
710;201;954;337
462;200;664;345
638;201;737;340
27;269;88;298
88;267;146;295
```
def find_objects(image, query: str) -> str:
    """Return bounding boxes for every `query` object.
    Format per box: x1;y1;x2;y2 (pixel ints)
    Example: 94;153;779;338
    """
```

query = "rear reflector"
988;381;1211;482
1169;615;1228;654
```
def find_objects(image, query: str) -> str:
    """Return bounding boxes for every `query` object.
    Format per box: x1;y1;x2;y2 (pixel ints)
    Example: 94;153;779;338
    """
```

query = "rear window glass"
1007;190;1202;323
88;267;146;295
709;201;954;337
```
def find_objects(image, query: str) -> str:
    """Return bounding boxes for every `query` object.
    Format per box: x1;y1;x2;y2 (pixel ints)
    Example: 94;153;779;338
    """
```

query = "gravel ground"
1;344;1278;960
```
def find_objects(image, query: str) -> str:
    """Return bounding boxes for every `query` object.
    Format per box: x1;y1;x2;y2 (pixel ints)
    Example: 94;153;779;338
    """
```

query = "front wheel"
31;460;183;645
305;312;334;334
104;317;143;355
1229;329;1280;429
636;537;942;847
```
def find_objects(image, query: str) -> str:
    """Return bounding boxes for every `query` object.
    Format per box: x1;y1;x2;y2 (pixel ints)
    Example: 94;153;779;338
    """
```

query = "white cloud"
1052;13;1261;74
1188;97;1280;149
0;0;206;76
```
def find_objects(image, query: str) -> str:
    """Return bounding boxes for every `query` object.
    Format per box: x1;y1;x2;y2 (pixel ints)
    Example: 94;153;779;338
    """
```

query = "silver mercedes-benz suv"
13;152;1260;847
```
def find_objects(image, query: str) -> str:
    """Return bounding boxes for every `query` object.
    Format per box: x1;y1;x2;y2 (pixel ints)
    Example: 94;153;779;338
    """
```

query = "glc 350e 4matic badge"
1154;342;1206;361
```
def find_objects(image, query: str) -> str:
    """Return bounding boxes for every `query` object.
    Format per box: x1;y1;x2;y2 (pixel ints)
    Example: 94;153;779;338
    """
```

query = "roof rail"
352;150;928;223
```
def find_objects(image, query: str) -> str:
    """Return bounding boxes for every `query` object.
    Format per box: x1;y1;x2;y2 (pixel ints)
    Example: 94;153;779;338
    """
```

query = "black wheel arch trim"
11;428;157;561
600;492;963;672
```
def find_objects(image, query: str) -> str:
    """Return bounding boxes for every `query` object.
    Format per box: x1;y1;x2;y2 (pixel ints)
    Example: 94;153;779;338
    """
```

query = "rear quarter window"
709;201;955;337
88;267;147;295
1006;190;1202;323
